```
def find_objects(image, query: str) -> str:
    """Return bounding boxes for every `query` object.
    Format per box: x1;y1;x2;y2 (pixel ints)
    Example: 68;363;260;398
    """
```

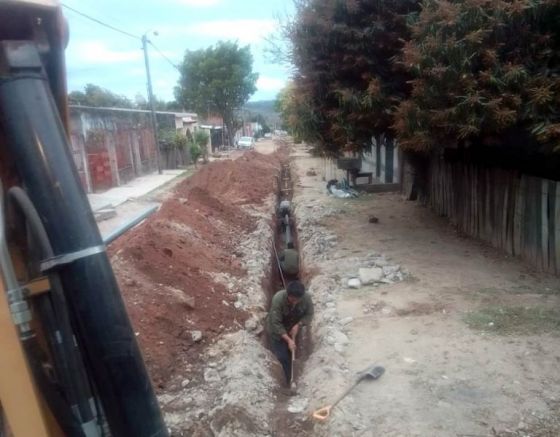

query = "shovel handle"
311;380;359;422
312;405;332;421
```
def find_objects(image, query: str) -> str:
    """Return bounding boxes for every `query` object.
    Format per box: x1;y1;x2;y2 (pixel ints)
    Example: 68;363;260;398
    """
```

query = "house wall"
323;157;346;182
321;136;401;185
363;137;400;184
69;107;176;192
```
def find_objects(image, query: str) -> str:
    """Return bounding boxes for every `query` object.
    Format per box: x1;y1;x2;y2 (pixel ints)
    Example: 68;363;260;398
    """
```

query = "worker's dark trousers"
271;338;291;385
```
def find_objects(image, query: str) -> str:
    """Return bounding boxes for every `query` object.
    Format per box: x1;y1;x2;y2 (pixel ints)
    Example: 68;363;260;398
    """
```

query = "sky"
63;0;293;103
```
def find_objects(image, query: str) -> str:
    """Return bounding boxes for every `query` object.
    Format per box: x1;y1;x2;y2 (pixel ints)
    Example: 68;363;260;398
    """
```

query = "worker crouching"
279;242;299;281
266;281;314;386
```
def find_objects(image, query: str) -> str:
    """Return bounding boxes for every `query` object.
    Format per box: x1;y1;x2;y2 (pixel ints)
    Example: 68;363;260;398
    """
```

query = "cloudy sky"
63;0;293;102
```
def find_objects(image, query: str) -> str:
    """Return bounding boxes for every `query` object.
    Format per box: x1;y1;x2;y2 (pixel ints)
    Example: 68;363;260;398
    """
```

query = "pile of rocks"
159;198;277;436
296;202;341;260
235;198;276;312
161;331;276;436
345;254;406;289
292;199;406;435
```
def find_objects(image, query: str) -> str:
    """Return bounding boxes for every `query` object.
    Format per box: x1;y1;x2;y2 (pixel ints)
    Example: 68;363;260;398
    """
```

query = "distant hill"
244;100;281;128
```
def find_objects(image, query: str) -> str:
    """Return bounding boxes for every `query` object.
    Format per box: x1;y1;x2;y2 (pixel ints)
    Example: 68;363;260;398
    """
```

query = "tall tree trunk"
224;114;235;149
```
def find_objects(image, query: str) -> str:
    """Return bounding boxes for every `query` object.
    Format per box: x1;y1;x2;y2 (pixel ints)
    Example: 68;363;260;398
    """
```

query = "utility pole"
142;34;162;174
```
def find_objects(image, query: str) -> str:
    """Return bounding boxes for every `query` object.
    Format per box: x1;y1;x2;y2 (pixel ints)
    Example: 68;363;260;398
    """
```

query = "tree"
189;129;209;165
135;94;181;112
279;0;420;155
276;82;322;144
393;0;560;153
68;84;134;108
159;128;189;169
69;84;181;111
250;113;271;137
175;41;258;148
193;129;210;162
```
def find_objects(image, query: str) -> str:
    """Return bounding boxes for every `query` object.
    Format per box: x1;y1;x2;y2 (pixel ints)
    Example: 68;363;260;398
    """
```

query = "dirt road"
292;143;560;436
106;138;559;436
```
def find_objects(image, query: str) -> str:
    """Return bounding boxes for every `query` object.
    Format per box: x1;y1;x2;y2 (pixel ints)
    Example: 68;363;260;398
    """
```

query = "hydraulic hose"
8;186;99;435
22;336;86;437
0;181;85;436
0;180;32;339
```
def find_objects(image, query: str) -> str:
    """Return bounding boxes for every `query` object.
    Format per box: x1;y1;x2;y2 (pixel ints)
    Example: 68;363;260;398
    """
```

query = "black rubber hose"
1;183;84;437
8;186;97;428
22;336;86;437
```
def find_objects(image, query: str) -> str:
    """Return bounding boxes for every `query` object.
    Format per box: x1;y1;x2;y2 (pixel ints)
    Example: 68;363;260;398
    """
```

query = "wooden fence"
429;157;560;274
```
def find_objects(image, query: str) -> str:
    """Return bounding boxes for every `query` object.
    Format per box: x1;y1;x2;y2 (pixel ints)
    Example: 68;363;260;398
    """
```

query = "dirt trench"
265;162;316;436
133;140;560;437
108;144;325;436
267;162;314;370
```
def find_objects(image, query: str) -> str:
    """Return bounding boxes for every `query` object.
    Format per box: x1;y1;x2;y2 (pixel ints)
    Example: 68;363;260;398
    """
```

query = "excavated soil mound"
182;152;281;205
109;151;283;388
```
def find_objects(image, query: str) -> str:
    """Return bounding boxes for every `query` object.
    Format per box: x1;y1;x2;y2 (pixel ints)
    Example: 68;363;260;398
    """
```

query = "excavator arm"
0;2;168;436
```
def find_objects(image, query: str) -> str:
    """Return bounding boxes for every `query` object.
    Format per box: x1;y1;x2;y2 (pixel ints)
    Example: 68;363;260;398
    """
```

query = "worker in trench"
277;199;291;233
279;241;299;281
266;280;314;387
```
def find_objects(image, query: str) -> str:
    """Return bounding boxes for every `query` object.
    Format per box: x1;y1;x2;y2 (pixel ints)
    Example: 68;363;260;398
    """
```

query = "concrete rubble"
161;331;276;436
157;195;279;436
294;195;407;435
150;154;407;436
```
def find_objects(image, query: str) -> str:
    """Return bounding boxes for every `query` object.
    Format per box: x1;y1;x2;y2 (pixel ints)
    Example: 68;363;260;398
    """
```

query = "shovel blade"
359;365;385;381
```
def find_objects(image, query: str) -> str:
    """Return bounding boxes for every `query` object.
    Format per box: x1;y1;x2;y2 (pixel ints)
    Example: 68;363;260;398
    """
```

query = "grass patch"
464;306;560;335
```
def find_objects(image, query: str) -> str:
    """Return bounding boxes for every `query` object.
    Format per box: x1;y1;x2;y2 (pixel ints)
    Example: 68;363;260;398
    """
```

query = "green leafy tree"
250;113;271;137
190;143;201;166
135;93;181;111
175;41;258;148
276;82;322;144
394;0;560;153
281;0;420;154
69;84;180;111
158;128;177;152
158;129;191;168
68;84;134;108
193;129;210;162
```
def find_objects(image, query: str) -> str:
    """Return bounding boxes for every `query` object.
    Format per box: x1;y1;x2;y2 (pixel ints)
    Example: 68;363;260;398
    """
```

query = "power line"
148;41;181;72
61;3;140;41
62;4;179;72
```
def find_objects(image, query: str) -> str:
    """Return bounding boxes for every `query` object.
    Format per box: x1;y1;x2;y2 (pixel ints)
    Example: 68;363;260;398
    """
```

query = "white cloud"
67;41;142;65
155;78;173;89
257;76;286;92
180;19;277;44
174;0;222;5
128;67;147;77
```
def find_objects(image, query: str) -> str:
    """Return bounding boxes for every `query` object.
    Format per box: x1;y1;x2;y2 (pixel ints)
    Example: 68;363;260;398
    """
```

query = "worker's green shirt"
267;289;314;341
279;248;299;275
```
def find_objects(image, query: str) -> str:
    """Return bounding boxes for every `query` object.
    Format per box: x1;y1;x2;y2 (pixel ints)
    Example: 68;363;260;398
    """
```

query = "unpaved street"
106;139;559;437
292;143;560;436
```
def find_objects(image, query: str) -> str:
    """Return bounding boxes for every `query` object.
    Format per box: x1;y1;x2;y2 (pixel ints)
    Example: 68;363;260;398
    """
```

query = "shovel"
312;365;385;421
289;348;296;390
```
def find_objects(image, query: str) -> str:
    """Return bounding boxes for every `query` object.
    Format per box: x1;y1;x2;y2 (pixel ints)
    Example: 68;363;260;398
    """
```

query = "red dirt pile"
181;152;282;205
109;151;283;388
